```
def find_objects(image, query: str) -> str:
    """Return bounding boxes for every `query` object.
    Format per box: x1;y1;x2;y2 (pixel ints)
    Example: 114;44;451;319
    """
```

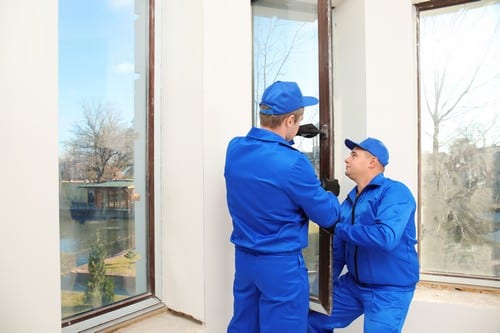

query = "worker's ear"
284;114;295;127
369;155;383;170
365;153;377;168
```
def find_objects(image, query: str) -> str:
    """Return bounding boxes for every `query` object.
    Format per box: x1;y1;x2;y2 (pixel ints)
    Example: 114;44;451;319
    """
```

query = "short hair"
259;105;304;128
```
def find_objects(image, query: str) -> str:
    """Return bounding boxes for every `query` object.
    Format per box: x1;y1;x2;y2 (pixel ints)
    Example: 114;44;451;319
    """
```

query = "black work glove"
296;123;321;138
321;177;340;196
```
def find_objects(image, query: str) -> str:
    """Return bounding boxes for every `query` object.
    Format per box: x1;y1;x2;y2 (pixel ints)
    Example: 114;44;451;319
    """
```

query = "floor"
102;285;500;333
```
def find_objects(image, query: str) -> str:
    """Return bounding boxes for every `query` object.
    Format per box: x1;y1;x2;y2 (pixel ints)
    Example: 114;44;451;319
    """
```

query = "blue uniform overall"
225;127;340;333
308;174;419;333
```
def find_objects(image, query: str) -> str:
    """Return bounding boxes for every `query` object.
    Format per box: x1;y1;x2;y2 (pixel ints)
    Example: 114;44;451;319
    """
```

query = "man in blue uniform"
308;137;419;333
225;81;341;333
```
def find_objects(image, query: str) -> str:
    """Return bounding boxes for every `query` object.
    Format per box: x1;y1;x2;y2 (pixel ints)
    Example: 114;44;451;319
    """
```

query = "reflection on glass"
252;0;321;297
58;0;149;319
419;1;500;279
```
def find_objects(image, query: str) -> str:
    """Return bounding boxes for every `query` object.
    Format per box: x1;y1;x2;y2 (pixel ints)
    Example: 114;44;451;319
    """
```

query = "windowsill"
414;283;500;308
100;307;205;333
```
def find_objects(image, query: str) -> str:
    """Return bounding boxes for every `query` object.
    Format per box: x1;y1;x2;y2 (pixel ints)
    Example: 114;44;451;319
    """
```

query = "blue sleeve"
335;182;416;251
286;155;340;229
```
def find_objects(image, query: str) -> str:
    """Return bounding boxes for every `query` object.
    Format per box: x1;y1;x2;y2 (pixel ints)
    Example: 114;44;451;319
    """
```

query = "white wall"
364;0;418;190
202;1;253;332
1;0;499;333
332;0;368;192
333;0;417;193
160;0;206;320
160;1;252;331
0;1;61;332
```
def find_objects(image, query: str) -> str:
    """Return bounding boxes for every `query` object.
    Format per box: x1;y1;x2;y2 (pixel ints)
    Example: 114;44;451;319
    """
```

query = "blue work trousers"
227;247;309;333
308;274;414;333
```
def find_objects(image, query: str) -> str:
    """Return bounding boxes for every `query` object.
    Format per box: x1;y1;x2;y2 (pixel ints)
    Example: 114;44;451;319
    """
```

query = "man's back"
224;127;311;253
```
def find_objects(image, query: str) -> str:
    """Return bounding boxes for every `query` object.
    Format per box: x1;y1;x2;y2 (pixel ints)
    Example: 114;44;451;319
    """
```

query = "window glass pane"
58;0;150;320
252;0;321;297
418;0;500;280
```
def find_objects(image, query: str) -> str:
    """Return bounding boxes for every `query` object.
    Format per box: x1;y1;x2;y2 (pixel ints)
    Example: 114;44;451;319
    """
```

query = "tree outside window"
58;0;152;325
417;0;500;283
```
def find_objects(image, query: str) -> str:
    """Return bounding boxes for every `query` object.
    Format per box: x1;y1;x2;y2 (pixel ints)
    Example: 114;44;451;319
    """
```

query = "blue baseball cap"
345;137;389;166
259;81;319;115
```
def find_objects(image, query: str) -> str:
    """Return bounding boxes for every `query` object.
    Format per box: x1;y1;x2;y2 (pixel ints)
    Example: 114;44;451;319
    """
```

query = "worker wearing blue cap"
225;81;341;333
308;137;419;333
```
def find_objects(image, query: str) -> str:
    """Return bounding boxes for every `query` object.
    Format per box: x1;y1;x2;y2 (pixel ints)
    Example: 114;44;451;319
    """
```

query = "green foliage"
84;237;115;307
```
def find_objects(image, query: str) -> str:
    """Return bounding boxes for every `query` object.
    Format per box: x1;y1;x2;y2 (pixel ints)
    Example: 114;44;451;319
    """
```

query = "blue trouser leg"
308;274;414;333
227;250;260;333
258;252;309;333
362;284;414;333
308;274;363;333
228;249;309;333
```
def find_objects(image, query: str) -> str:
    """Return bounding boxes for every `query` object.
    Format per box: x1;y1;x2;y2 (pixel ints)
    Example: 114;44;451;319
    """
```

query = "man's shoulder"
379;177;415;202
383;177;409;189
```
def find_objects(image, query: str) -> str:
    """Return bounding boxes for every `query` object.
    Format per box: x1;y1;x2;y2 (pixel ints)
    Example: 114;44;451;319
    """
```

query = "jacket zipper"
351;194;360;283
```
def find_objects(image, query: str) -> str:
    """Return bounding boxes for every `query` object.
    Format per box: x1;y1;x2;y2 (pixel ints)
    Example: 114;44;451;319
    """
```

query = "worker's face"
344;147;374;180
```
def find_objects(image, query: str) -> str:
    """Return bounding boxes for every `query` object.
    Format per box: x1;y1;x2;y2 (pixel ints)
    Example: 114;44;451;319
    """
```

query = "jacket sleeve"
286;155;341;229
335;181;416;251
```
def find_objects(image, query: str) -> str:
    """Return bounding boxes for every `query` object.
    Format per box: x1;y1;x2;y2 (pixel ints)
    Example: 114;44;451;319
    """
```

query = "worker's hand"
321;178;340;196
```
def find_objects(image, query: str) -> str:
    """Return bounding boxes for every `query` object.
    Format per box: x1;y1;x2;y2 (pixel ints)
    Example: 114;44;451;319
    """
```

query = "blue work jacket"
224;127;340;253
334;173;419;288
